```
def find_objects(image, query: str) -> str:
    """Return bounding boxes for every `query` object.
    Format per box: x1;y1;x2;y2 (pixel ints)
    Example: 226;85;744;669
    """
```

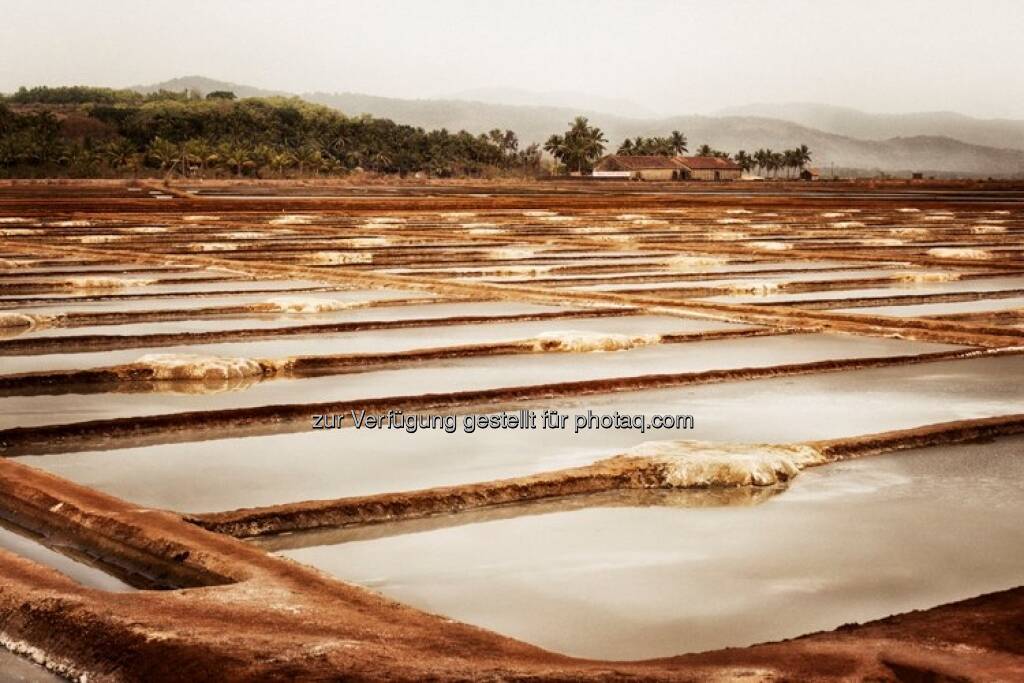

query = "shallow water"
1;333;953;428
16;354;1019;513
0;278;332;299
0;648;62;683
831;295;1024;317
0;526;133;592
12;301;572;339
703;276;1024;304
0;313;749;375
5;288;418;314
279;437;1024;660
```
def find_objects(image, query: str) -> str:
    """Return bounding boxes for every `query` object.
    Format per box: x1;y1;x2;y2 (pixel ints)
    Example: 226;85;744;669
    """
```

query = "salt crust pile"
307;251;373;265
264;296;366;313
927;247;991;260
135;353;264;380
614;440;825;487
529;331;661;353
662;255;728;270
745;241;791;251
269;215;315;225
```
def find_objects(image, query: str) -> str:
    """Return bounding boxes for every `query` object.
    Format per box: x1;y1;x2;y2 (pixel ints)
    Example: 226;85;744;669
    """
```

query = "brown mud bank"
0;421;1022;681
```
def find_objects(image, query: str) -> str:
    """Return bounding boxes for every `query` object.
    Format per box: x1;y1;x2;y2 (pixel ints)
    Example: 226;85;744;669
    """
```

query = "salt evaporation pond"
16;354;1020;513
831;295;1024;317
0;525;133;592
0;313;749;375
703;276;1024;304
278;436;1024;660
0;647;63;683
0;278;335;299
5;287;426;314
9;301;576;339
1;334;954;428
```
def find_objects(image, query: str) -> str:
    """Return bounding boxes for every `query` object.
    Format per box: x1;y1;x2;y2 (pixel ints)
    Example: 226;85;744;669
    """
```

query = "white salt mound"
708;231;748;241
0;217;30;223
220;231;264;239
348;237;391;247
79;235;124;243
523;210;556;217
190;243;239;252
620;440;825;487
746;241;791;251
264;296;366;313
136;354;264;380
725;280;780;295
489;248;535;260
891;228;931;238
0;313;48;329
899;271;960;283
663;255;728;270
531;331;661;353
307;251;373;265
927;247;990;260
64;277;142;289
269;215;315;225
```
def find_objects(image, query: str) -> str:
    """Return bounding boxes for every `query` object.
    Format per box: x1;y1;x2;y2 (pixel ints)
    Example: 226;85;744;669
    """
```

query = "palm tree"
296;144;323;176
184;138;215;176
219;143;250;177
696;144;714;157
147;137;180;177
794;144;812;173
734;150;752;172
102;139;136;172
544;134;567;169
269;150;296;177
669;130;688;155
617;138;635;155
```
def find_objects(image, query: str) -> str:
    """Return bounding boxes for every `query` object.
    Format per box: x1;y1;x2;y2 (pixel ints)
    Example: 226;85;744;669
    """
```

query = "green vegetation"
0;88;542;178
616;131;687;156
734;146;812;177
0;86;812;179
543;117;607;174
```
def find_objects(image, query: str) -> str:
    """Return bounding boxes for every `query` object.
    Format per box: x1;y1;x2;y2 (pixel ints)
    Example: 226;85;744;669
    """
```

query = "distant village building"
680;156;743;181
593;155;742;181
592;155;681;181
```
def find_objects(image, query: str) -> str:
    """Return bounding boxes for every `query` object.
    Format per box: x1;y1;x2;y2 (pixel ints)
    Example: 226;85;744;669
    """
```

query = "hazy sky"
2;0;1023;118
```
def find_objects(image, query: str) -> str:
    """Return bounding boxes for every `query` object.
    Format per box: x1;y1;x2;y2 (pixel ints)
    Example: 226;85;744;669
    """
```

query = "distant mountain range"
135;77;1024;176
717;102;1024;152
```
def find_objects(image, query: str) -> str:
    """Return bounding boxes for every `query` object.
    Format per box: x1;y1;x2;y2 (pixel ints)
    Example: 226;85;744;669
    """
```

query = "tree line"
544;118;812;176
0;89;541;178
1;87;810;179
